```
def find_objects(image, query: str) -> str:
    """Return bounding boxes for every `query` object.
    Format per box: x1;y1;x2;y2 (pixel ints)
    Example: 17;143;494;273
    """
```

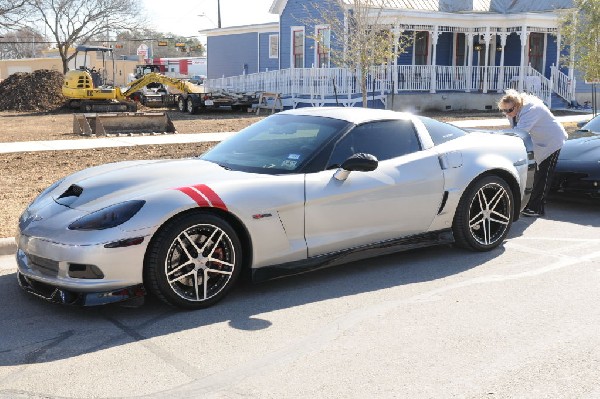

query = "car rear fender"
427;151;526;232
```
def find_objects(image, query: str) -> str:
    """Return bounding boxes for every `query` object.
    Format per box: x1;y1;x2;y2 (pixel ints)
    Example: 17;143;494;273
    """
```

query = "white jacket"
509;95;567;164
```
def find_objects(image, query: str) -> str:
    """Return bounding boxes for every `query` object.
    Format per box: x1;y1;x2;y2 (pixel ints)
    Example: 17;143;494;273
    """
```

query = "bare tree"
0;0;28;30
304;0;411;107
27;0;144;73
0;27;46;59
560;0;600;83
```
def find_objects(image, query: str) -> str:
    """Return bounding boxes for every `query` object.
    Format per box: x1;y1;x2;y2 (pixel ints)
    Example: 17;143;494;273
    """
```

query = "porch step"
550;93;570;110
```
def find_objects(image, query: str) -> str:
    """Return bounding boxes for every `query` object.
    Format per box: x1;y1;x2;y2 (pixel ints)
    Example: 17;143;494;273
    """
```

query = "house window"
529;32;544;73
315;25;330;68
269;34;279;59
292;27;305;68
414;31;429;65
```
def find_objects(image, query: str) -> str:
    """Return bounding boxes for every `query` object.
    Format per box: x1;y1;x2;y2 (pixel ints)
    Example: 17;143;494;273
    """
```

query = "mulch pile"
0;69;65;112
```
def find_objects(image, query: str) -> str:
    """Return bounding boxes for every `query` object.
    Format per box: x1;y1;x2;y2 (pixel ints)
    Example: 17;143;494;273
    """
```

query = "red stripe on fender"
175;186;210;207
193;184;228;211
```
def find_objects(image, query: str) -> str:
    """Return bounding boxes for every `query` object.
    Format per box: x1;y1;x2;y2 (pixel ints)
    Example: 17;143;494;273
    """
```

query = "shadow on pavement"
0;240;504;366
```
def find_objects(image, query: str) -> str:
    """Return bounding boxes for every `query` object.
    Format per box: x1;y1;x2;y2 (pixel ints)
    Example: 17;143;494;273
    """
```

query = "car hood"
560;135;600;162
51;158;245;211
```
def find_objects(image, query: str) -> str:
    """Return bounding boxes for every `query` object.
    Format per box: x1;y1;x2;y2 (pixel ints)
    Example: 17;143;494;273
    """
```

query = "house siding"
279;0;344;69
436;32;453;66
503;33;521;67
259;32;279;72
206;33;258;79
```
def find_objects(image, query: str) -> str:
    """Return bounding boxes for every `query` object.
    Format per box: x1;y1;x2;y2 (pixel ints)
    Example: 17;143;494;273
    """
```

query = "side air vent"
58;184;83;199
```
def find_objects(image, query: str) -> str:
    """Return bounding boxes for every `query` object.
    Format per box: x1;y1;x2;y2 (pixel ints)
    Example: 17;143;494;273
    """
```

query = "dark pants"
526;149;561;214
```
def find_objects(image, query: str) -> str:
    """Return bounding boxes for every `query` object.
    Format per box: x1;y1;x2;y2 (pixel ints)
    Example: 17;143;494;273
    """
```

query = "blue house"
202;0;591;111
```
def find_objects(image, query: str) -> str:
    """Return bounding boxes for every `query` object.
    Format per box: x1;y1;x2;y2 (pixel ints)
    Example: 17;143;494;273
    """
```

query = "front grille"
27;254;59;276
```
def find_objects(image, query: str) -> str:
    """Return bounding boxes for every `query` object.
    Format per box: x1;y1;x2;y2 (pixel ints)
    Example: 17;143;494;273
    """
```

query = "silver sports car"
16;108;535;309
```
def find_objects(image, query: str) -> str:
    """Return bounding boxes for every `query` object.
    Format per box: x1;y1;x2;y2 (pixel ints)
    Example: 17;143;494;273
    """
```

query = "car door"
304;119;445;257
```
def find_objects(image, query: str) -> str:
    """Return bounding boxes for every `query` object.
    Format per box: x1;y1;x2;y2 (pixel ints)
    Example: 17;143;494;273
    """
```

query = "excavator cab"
63;45;136;112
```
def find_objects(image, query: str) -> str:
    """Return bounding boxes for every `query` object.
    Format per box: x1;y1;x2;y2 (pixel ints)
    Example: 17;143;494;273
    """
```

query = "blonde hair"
497;89;524;110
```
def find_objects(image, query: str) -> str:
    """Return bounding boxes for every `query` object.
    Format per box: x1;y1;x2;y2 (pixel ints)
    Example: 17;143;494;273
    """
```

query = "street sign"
136;43;148;57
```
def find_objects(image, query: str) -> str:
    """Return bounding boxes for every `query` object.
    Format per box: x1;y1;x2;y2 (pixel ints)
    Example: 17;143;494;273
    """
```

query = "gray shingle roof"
343;0;574;13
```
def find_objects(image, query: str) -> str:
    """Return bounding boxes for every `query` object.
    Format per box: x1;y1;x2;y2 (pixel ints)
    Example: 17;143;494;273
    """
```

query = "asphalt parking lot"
0;196;599;398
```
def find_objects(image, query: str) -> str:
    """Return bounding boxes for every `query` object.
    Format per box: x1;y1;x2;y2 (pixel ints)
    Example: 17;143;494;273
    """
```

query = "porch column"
466;32;474;93
482;28;492;93
497;32;508;92
429;25;440;94
393;24;400;94
519;26;529;92
568;43;576;102
555;32;561;69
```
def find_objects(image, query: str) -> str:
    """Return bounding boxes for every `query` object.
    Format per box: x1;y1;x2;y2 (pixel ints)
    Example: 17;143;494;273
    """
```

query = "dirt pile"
0;69;65;112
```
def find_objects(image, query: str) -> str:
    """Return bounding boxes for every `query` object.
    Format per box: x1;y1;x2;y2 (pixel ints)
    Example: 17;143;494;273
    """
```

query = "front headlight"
68;200;145;231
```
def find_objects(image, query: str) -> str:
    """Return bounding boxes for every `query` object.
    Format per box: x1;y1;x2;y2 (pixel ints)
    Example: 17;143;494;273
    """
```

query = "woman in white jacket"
498;90;568;217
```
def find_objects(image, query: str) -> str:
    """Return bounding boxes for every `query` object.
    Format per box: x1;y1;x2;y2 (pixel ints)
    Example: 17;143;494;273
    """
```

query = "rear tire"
186;98;196;114
144;212;242;309
452;175;513;251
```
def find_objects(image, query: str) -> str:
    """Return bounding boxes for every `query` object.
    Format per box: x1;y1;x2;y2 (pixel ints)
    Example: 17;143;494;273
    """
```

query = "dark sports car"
551;115;600;198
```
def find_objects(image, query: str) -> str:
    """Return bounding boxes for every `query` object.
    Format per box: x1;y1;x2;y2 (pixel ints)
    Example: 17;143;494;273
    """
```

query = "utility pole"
217;0;221;28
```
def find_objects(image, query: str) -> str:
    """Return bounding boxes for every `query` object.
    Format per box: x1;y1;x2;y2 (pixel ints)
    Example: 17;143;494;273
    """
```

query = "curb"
0;237;16;256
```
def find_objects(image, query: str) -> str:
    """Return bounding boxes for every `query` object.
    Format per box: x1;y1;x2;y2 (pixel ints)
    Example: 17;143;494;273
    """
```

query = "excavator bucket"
73;112;177;136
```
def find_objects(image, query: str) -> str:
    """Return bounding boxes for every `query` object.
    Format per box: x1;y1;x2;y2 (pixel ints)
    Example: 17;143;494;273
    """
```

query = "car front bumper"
16;233;150;306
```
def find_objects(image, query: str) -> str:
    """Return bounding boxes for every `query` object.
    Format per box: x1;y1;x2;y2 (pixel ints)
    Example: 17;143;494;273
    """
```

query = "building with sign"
150;56;207;78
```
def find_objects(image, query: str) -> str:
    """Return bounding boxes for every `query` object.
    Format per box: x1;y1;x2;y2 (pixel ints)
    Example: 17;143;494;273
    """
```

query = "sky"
142;0;279;39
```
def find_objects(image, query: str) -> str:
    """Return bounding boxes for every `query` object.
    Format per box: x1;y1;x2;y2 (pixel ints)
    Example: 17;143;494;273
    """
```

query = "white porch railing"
551;66;576;104
206;65;556;107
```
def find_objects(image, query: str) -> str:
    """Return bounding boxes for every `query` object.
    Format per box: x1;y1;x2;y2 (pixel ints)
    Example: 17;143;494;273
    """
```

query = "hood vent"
58;184;83;199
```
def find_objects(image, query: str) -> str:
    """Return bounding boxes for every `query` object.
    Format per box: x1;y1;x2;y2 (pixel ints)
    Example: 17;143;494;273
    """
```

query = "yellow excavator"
63;45;257;115
62;45;206;112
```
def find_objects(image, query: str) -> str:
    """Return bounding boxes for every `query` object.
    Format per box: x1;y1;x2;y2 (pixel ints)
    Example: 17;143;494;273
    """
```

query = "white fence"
207;65;564;107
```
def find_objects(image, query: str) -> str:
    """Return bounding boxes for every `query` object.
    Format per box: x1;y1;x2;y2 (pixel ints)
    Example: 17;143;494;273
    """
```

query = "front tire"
177;96;186;112
144;212;242;309
452;175;513;251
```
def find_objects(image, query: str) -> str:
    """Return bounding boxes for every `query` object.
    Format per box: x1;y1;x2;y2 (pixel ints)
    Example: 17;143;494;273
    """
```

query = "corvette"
16;107;535;309
551;114;600;198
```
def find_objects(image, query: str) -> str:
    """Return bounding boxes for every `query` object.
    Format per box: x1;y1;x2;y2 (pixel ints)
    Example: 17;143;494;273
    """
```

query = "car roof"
279;107;414;125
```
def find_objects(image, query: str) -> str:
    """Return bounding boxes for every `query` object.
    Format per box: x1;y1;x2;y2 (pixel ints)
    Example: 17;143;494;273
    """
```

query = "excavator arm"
119;72;206;98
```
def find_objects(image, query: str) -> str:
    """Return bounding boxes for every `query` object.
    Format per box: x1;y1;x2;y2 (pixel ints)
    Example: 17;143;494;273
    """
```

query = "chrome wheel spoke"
168;268;196;284
490;211;510;225
166;259;194;278
469;212;484;228
206;268;233;276
194;272;201;301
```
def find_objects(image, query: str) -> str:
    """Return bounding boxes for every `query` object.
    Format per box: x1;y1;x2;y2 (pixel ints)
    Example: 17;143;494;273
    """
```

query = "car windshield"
200;114;350;174
580;116;600;135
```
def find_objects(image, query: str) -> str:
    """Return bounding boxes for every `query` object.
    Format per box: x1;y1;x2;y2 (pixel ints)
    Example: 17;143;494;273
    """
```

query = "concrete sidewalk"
0;132;235;154
0;114;592;154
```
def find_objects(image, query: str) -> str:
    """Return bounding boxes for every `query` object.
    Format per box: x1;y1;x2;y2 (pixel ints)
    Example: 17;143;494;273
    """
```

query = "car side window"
327;120;421;168
419;116;467;145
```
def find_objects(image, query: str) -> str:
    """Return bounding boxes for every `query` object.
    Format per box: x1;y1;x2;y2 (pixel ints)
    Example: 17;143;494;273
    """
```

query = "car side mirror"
577;121;586;128
334;153;378;181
